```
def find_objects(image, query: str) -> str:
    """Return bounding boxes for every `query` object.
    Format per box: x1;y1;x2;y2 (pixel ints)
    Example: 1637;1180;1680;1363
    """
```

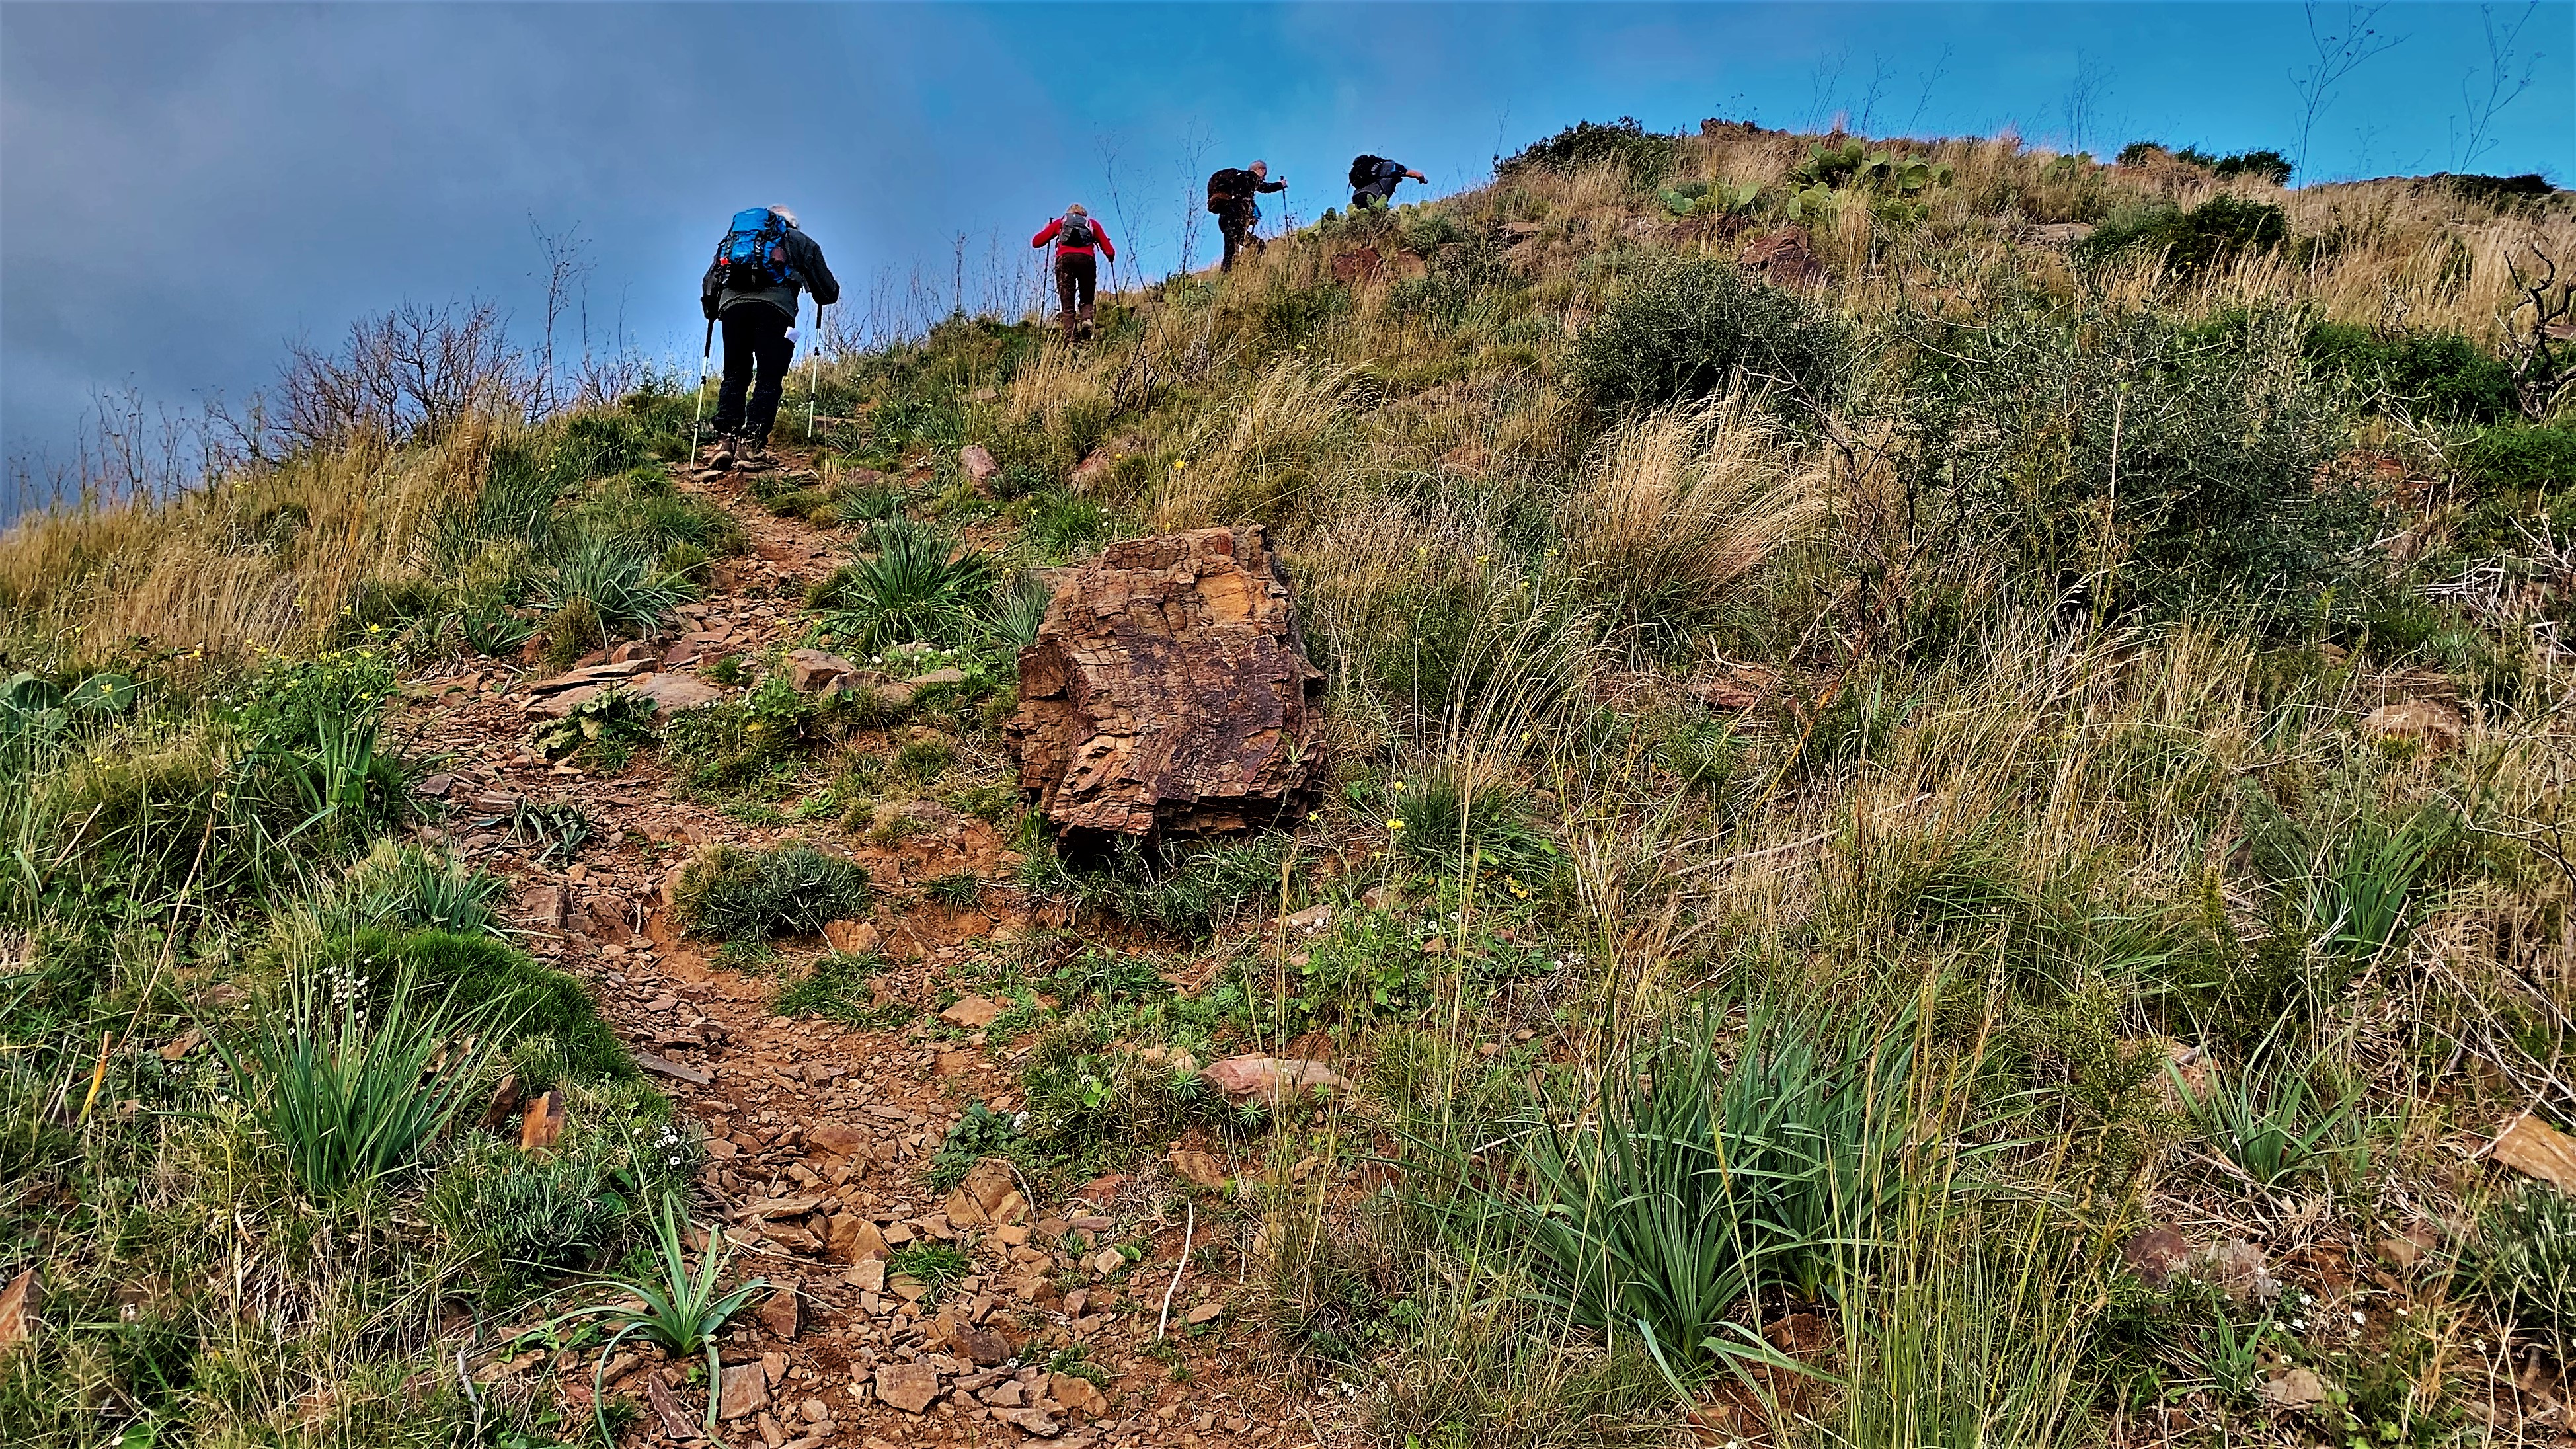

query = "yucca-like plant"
554;1196;767;1441
2171;1046;2360;1190
219;960;498;1196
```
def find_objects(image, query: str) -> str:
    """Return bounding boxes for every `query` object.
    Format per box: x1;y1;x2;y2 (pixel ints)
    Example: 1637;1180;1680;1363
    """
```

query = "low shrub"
2456;423;2576;494
772;949;904;1027
1568;253;1852;418
672;843;873;941
1497;117;1679;188
1021;834;1292;940
1392;771;1557;881
2082;194;2288;278
2304;323;2519;423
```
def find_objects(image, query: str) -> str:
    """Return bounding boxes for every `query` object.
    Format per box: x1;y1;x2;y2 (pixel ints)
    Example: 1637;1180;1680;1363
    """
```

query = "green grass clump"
808;518;997;652
2470;1183;2576;1356
772;949;904;1026
672;843;872;941
323;840;505;937
331;928;633;1083
217;960;500;1196
1413;1005;1912;1376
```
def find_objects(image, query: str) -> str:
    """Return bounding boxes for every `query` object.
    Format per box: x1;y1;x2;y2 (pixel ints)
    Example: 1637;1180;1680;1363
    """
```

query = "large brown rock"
1008;526;1327;840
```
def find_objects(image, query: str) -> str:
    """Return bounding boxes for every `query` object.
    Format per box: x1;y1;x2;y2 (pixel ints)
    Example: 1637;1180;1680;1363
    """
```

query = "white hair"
769;205;799;227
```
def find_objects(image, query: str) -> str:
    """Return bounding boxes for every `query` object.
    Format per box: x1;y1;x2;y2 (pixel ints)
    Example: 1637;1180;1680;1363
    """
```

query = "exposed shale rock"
1008;526;1327;841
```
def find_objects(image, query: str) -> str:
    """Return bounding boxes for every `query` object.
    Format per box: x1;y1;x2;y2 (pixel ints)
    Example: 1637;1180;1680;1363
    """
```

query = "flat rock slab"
1007;525;1327;840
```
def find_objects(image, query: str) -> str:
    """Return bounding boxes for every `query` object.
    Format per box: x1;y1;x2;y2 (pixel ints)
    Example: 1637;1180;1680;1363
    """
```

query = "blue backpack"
715;208;797;289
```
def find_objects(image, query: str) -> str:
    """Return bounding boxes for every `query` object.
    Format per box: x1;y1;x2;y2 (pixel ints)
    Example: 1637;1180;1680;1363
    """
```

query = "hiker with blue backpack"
699;205;839;470
1030;204;1116;339
1348;155;1426;211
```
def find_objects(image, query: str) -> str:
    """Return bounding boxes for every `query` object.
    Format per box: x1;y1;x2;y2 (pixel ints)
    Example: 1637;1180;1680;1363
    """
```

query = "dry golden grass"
1150;356;1356;529
1555;392;1828;631
0;419;492;660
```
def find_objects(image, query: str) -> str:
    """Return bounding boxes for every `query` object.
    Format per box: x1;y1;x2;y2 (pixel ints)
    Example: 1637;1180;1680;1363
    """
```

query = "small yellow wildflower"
1386;818;1406;831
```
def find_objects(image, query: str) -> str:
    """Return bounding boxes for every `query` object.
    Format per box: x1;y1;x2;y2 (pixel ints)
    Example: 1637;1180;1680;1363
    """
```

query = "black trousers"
1054;252;1097;321
714;306;794;441
1218;208;1261;270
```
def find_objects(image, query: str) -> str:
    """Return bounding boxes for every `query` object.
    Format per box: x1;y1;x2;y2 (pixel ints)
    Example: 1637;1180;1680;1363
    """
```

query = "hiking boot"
735;437;777;472
1077;303;1097;338
705;432;737;469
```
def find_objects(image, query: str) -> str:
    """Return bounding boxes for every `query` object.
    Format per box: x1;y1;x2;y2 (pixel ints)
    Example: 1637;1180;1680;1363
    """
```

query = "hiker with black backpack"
1348;155;1426;210
699;206;839;470
1204;160;1286;271
1030;204;1116;339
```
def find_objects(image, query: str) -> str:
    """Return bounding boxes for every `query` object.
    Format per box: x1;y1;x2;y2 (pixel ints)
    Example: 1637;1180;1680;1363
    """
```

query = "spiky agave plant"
553;1195;767;1441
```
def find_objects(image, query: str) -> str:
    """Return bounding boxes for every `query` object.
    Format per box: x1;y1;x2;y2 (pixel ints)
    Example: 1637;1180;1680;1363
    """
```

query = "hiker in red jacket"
1031;205;1115;339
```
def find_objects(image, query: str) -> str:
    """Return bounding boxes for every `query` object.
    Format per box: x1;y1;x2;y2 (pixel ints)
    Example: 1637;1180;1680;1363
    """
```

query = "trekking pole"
690;317;713;455
804;299;824;442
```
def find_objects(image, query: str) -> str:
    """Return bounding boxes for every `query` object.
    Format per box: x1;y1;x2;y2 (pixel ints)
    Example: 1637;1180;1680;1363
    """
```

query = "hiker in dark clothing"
700;205;839;467
1205;160;1286;271
1031;204;1116;338
1350;155;1426;210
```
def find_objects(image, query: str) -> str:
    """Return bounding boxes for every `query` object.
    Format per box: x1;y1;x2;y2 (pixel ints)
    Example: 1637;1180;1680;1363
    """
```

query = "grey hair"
1066;202;1087;216
769;205;799;227
1249;159;1268;171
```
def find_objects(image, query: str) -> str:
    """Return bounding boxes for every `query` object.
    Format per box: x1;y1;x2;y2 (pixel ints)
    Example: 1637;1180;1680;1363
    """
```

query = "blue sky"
3;1;2570;496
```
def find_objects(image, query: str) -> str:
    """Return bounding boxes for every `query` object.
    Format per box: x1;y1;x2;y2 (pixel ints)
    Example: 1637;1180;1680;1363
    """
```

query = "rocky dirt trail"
399;444;1354;1448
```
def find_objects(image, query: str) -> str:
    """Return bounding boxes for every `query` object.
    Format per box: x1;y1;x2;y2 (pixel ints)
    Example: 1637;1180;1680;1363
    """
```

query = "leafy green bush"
927;1101;1023;1189
2121;142;2294;185
2304;323;2519;423
528;687;658;764
672;843;872;941
1902;302;2377;631
332;928;633;1082
2457;423;2576;493
1568;254;1852;417
1497;117;1678;188
2082;195;2288;278
660;680;817;792
808;518;998;652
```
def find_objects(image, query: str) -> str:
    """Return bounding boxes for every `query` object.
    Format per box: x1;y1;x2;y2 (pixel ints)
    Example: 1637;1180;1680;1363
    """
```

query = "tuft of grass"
217;960;500;1197
808;518;997;652
323;840;505;937
671;843;873;941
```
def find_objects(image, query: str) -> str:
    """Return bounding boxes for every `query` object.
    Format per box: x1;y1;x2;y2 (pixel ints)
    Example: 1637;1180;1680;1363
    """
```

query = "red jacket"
1031;216;1115;260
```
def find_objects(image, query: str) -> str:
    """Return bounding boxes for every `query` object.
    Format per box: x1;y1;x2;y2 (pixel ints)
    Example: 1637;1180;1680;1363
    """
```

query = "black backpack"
1348;155;1386;189
1058;214;1096;248
1206;168;1253;212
